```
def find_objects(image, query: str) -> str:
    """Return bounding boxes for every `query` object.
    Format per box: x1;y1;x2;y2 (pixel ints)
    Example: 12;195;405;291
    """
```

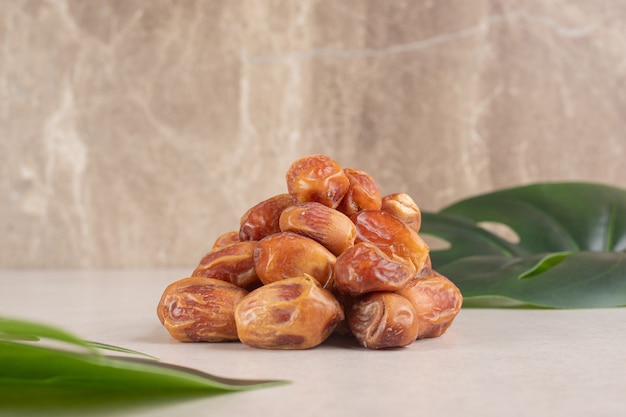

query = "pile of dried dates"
157;154;462;350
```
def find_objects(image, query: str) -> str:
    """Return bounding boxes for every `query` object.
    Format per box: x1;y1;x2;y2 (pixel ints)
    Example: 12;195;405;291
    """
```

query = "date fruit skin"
254;232;336;287
334;242;416;295
285;154;350;209
192;241;260;290
279;202;356;256
336;168;382;217
397;271;463;339
381;193;422;233
212;230;241;249
352;209;430;272
239;193;296;241
157;277;248;342
234;276;344;349
158;154;463;350
347;292;419;349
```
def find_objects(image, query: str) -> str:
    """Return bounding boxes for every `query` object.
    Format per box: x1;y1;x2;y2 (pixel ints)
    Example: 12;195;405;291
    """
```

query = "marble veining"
1;0;625;268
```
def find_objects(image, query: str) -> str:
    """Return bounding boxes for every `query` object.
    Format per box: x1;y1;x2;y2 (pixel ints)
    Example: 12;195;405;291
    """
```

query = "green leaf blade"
421;212;528;267
0;317;287;413
421;182;626;308
438;182;626;253
86;341;159;360
437;252;626;308
518;252;572;280
0;317;94;352
0;340;284;392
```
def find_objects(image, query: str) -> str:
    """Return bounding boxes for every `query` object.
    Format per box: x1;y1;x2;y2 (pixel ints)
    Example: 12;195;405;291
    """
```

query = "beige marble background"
1;0;625;268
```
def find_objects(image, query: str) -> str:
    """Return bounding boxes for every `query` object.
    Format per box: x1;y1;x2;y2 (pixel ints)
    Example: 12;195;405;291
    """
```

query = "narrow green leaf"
86;341;159;360
0;317;288;413
0;341;284;392
0;317;94;352
0;317;159;360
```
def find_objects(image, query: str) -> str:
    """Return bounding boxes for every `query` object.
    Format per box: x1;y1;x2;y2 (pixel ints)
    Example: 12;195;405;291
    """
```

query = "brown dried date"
239;193;296;241
336;168;382;217
352;209;430;272
381;192;422;233
285;154;350;209
334;242;416;295
157;277;248;342
330;290;354;337
397;271;463;339
347;292;419;349
192;241;260;290
254;232;336;287
157;153;462;350
211;230;240;249
234;276;344;349
279;201;356;256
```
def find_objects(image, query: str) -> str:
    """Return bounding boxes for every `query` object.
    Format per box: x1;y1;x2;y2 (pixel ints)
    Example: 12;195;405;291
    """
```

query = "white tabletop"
1;269;625;417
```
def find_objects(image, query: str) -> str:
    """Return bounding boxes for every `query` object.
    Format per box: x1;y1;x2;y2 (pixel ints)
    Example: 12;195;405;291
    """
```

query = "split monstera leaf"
421;182;626;308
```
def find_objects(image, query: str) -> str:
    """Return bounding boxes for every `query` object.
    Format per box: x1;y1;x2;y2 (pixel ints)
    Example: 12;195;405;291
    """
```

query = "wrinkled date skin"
239;193;296;241
330;290;354;337
192;241;260;290
234;276;344;349
348;292;419;349
397;271;463;339
211;230;241;249
381;193;422;233
352;210;430;272
254;232;336;287
285;154;350;209
336;168;382;217
334;242;416;295
157;154;462;350
157;277;249;342
279;202;356;256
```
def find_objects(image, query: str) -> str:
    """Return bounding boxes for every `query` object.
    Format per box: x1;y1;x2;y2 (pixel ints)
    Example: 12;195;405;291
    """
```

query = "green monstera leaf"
420;182;626;308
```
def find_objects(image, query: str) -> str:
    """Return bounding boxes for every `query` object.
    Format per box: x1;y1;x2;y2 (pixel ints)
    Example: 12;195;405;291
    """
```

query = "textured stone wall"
2;0;625;268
